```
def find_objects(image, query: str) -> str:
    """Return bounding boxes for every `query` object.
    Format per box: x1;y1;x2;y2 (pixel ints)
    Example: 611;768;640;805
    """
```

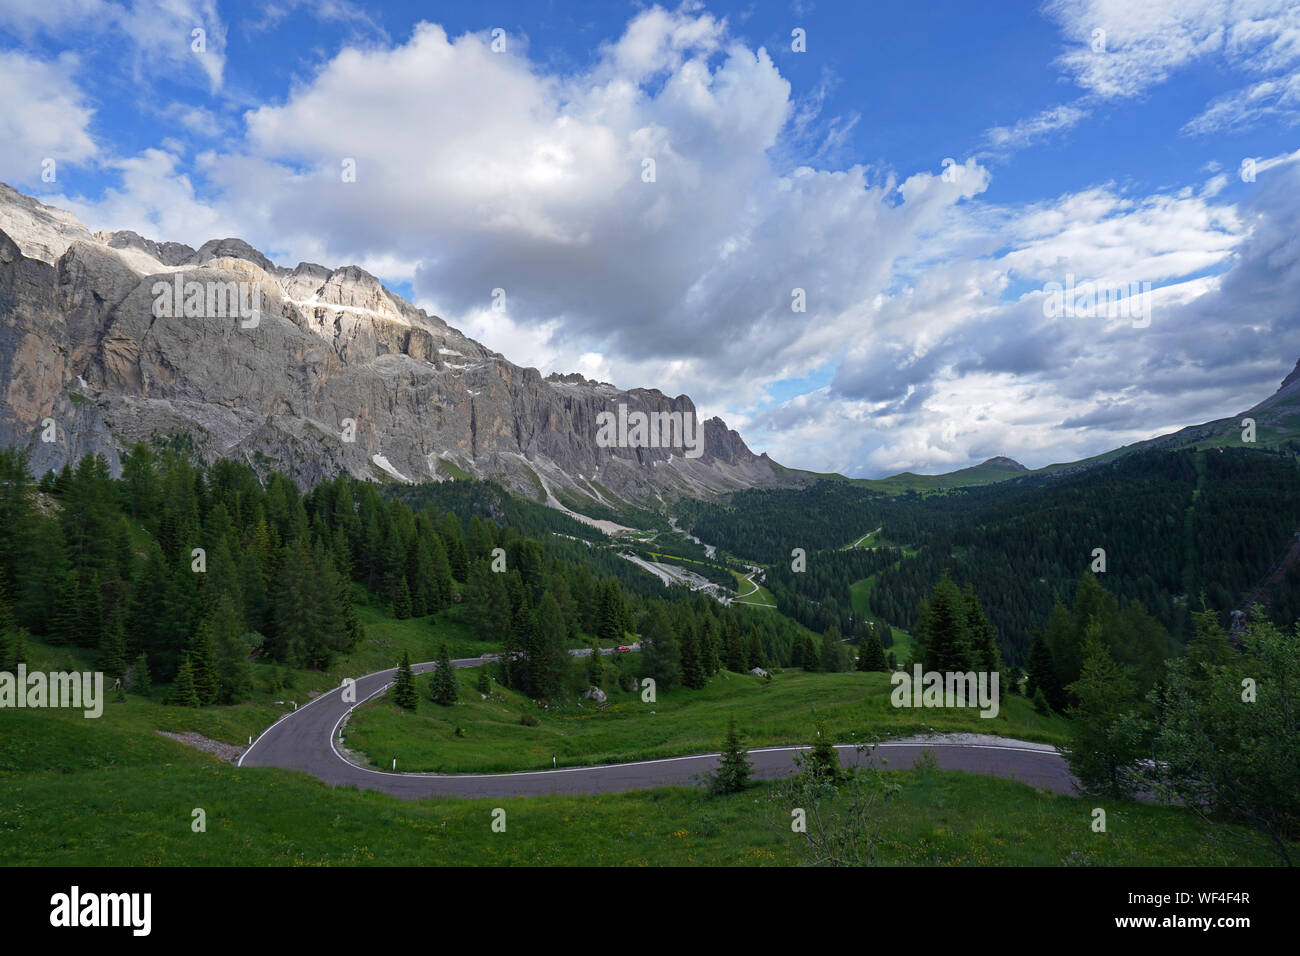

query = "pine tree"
338;576;364;652
707;718;754;796
700;616;721;676
800;633;819;671
167;653;201;707
429;642;458;706
597;579;623;644
477;665;492;696
53;570;82;646
1031;686;1051;715
799;717;840;784
679;621;707;689
640;604;682;690
820;625;846;672
96;609;128;682
392;576;412;619
130;653;150;697
1026;630;1065;712
1063;622;1145;798
392;649;418;710
962;584;1001;671
913;576;973;672
856;626;888;671
189;621;220;705
78;571;104;649
746;632;763;671
463;561;511;641
585;641;604;687
529;593;570;699
206;595;252;704
724;622;746;671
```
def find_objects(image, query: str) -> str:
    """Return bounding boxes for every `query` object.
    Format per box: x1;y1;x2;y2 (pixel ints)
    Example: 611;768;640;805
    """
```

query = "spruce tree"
746;632;763;671
167;653;201;707
392;649;418;710
913;576;973;672
338;576;364;652
708;718;754;795
130;653;150;696
800;717;840;784
1026;630;1065;712
1031;686;1051;715
962;584;1001;671
725;623;746;671
800;633;819;671
96;610;128;682
1063;623;1145;798
392;576;412;620
189;621;220;705
856;626;888;671
429;642;458;706
53;570;81;646
585;641;604;687
819;625;846;672
700;616;721;676
530;593;570;699
679;621;706;689
477;665;492;696
640;604;682;690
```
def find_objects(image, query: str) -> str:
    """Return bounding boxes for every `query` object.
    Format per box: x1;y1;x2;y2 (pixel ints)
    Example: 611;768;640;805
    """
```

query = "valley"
0;184;1297;873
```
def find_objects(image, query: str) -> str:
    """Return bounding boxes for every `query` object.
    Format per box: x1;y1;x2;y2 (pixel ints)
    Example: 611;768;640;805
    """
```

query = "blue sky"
2;0;1298;476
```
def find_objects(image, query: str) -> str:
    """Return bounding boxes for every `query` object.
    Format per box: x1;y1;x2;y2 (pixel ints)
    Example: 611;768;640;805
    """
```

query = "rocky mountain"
0;183;794;512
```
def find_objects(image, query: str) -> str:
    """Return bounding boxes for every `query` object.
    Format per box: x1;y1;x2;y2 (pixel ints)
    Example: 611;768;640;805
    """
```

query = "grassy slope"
0;639;1278;867
0;734;1275;866
843;531;917;661
727;568;777;607
343;666;1067;774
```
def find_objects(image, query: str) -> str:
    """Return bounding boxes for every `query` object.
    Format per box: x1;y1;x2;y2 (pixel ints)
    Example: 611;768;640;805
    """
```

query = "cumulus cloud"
46;148;242;246
189;7;990;398
0;51;98;184
749;152;1300;476
14;3;1300;480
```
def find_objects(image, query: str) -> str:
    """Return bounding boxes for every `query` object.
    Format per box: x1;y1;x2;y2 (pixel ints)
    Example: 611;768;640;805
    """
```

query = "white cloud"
0;0;226;92
984;102;1090;150
0;52;97;184
1047;0;1300;132
20;3;1300;480
44;148;240;246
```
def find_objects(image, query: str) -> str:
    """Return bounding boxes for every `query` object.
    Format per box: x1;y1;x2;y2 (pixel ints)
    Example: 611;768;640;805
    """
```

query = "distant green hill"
770;357;1300;495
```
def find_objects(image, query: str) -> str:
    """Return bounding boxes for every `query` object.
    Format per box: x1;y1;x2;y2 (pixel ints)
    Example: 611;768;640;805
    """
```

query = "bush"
520;713;539;727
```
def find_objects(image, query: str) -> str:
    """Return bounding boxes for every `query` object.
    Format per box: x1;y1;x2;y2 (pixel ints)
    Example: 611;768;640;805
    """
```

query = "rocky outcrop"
0;184;794;508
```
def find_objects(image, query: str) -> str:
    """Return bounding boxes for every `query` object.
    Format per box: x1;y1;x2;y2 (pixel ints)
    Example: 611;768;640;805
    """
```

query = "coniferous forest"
689;447;1300;665
0;444;817;707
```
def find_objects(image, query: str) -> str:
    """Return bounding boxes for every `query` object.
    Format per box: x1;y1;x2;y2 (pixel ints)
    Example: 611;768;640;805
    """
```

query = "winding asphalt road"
238;655;1076;799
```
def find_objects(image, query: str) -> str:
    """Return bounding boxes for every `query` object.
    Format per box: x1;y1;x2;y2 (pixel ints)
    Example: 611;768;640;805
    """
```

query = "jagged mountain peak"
0;182;790;510
190;237;280;275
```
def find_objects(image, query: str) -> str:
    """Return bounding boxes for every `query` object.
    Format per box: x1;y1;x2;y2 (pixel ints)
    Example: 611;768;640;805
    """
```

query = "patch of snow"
371;454;410;482
286;297;409;325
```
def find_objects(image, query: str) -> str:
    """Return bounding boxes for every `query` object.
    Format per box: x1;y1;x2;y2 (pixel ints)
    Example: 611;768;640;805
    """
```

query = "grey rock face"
0;183;795;508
